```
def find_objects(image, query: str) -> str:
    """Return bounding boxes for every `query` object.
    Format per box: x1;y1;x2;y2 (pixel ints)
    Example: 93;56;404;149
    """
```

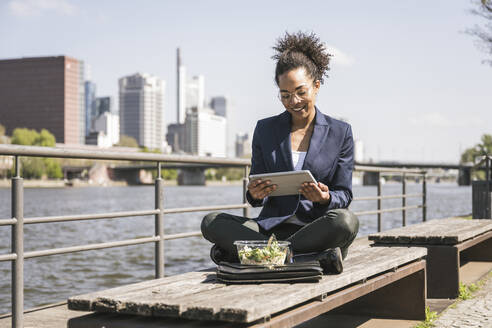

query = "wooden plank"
69;237;373;315
369;218;492;245
177;247;426;323
77;243;376;320
240;261;426;327
68;270;215;311
370;218;487;241
0;303;245;328
456;230;492;253
93;273;227;316
154;246;384;321
68;245;426;323
92;239;403;319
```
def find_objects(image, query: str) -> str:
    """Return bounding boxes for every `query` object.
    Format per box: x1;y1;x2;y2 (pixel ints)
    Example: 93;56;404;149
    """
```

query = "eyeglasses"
278;82;315;103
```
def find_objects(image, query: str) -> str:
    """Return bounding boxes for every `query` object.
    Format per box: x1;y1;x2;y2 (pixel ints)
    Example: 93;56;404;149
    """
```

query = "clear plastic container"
234;240;291;265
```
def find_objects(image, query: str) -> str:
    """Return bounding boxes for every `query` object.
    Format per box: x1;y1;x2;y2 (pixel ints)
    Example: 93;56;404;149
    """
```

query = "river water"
0;183;471;313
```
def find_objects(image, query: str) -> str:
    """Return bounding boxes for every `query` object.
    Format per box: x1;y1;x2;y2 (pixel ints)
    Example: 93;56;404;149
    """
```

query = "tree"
141;146;161;153
0;123;5;137
461;134;492;163
36;129;56;147
468;0;492;65
10;128;62;179
11;128;38;145
461;134;492;180
482;0;492;11
206;167;243;181
19;157;45;179
44;158;63;179
161;169;178;180
476;134;492;155
116;135;139;148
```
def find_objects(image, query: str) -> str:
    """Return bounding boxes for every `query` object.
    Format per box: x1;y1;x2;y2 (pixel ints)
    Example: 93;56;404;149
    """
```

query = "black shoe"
317;247;343;274
210;244;227;265
293;247;343;274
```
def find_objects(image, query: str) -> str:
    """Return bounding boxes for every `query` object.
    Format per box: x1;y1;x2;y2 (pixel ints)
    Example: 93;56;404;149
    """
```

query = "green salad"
237;236;288;265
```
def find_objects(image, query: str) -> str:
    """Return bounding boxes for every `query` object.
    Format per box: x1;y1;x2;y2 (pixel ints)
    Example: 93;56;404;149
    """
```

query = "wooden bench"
369;217;492;299
67;238;427;327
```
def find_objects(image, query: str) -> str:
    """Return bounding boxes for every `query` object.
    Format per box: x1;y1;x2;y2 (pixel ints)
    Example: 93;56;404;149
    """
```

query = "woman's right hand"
247;179;277;200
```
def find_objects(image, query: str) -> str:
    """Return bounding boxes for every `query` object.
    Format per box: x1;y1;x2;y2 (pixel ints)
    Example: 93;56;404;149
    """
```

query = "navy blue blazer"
246;107;354;230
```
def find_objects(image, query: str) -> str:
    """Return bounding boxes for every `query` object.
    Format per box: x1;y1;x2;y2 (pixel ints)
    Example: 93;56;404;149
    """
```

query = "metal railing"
0;144;426;327
351;166;427;231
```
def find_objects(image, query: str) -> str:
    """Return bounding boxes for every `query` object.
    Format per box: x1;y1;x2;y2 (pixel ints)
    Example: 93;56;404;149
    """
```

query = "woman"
201;31;359;274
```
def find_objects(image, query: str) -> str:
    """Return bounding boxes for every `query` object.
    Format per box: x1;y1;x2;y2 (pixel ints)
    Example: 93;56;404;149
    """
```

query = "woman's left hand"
299;182;331;204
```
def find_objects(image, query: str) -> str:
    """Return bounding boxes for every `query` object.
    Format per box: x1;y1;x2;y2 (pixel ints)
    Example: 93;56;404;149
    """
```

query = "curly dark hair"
272;31;332;85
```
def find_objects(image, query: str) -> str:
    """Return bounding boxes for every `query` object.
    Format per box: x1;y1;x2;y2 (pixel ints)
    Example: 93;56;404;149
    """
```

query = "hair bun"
272;31;332;84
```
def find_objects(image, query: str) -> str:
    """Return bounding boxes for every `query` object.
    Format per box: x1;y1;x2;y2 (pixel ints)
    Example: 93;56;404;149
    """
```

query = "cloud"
9;0;77;17
327;46;354;67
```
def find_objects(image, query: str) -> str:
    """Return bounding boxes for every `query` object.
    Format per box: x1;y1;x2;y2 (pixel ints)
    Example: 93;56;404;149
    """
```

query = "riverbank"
0;179;244;188
0;177;435;189
0;179;128;188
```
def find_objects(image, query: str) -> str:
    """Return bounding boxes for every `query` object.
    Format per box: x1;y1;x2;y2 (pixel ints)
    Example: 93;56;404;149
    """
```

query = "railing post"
486;156;491;220
377;172;382;232
402;173;406;227
243;165;250;218
422;172;427;222
12;156;24;328
155;162;164;278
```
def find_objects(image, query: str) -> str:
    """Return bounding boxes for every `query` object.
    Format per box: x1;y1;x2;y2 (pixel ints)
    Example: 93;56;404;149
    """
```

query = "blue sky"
1;0;491;162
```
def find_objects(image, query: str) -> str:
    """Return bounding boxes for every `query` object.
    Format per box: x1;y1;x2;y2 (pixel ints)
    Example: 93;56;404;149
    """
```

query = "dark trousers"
201;209;359;260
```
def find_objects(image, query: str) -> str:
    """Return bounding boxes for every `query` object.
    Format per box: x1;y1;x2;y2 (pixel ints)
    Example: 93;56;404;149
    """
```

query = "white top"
292;150;307;171
286;150;308;226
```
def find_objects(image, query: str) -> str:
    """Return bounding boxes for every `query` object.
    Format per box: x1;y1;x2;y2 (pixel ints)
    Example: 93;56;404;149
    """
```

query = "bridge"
358;161;466;170
62;163;242;185
356;162;473;186
60;160;475;186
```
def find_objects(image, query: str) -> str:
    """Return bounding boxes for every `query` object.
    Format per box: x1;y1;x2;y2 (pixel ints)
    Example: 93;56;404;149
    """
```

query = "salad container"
234;239;291;266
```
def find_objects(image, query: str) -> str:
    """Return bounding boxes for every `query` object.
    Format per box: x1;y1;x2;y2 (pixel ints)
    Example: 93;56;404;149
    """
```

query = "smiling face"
277;67;320;121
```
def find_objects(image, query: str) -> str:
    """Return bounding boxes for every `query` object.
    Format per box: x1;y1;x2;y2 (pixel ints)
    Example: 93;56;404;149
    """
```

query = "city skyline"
168;48;228;157
1;0;491;162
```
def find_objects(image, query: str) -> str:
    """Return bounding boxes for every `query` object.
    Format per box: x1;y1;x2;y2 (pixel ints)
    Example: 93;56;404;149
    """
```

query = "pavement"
433;272;492;328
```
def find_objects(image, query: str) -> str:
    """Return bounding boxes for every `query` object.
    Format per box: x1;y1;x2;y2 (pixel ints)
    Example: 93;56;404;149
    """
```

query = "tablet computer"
249;170;317;197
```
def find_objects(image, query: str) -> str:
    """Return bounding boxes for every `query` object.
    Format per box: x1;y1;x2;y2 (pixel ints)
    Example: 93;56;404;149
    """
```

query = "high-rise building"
235;133;252;158
0;56;85;144
186;75;205;111
174;49;229;157
84;81;96;136
185;107;226;157
210;95;233;156
95;96;113;117
210;96;227;117
92;111;120;147
166;123;186;153
78;61;86;142
119;73;165;150
177;48;186;124
354;139;364;163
